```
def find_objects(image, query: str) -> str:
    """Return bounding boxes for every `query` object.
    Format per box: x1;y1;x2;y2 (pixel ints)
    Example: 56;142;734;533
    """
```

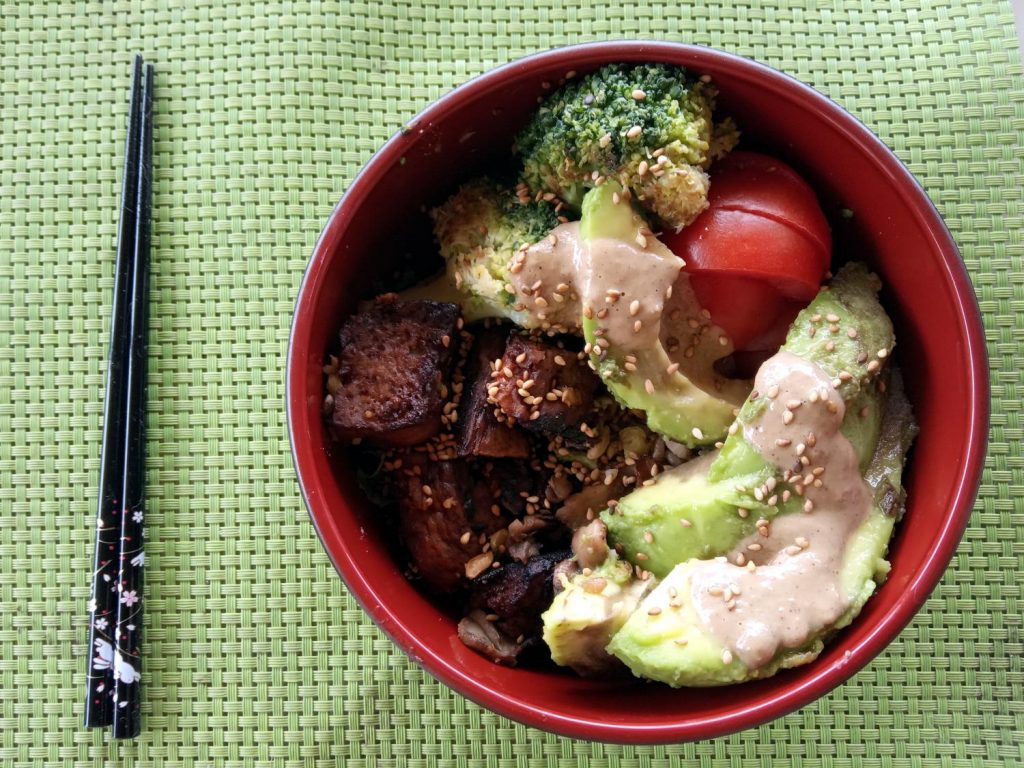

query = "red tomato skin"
707;151;832;265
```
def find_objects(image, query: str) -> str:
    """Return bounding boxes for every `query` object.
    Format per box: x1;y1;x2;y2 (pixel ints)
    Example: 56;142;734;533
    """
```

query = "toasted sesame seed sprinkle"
786;545;802;556
803;499;815;513
691;427;704;440
795;536;809;548
643;531;654;544
632;88;647;100
867;359;880;372
459;531;471;545
783;410;794;425
787;399;802;410
747;543;763;551
847;328;858;339
737;507;749;518
767;385;780;399
826;313;840;323
776;438;792;447
638;160;649;176
636;552;649;561
825;341;835;352
722;649;734;665
680;518;692;527
645;379;656;394
626;125;642;138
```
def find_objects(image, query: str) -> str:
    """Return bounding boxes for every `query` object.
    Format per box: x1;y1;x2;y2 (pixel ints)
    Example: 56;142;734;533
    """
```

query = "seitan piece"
330;299;460;447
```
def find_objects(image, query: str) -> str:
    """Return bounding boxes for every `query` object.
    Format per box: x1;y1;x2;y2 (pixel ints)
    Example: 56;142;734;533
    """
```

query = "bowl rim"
287;40;990;743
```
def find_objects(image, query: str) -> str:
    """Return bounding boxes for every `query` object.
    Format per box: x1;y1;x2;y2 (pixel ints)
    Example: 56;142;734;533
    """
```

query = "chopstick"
112;59;154;740
84;54;143;730
83;54;154;739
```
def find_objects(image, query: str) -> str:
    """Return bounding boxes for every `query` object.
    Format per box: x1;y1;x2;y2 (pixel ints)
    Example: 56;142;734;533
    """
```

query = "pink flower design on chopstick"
120;590;140;607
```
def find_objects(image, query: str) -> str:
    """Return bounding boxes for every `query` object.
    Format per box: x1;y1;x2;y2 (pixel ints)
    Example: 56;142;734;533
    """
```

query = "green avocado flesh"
603;263;894;579
543;263;916;687
607;371;915;686
541;554;654;677
580;183;749;447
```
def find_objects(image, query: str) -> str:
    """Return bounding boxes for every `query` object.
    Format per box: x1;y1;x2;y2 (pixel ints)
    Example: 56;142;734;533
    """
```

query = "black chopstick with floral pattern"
84;54;143;731
111;60;154;740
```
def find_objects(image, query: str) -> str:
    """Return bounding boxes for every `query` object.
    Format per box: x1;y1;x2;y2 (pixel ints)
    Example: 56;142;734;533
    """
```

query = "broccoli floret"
431;178;561;324
516;63;738;230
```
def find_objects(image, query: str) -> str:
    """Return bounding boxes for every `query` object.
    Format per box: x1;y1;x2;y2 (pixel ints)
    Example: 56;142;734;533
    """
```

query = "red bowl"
287;42;988;743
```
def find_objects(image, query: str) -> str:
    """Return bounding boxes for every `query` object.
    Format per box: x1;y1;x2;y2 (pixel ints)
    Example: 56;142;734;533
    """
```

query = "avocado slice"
603;263;892;578
541;553;654;677
579;183;750;446
606;369;916;686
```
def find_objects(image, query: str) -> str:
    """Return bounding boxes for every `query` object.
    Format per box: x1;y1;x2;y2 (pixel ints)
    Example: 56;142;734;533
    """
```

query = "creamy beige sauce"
508;222;682;351
690;351;873;669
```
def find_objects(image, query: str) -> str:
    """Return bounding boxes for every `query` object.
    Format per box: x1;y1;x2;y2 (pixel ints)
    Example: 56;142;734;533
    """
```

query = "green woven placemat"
1;1;1021;766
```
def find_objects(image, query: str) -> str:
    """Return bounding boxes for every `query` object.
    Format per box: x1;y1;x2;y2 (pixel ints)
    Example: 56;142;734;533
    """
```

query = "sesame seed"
826;313;840;323
785;545;802;556
728;422;739;435
632;88;647;100
635;233;647;249
767;385;780;399
459;531;471;545
722;649;733;665
692;427;704;440
627;125;642;138
877;348;889;359
796;443;806;456
747;543;762;551
847;328;858;339
638;160;649;176
643;531;654;544
636;552;649;561
666;284;673;299
612;192;620;204
624;362;637;371
754;488;764;501
666;362;680;375
628;299;642;316
787;399;802;410
583;305;594;319
776;438;791;447
867;359;880;372
534;296;549;308
783;410;794;425
825;341;835;352
645;379;656;394
599;133;611;148
767;494;778;506
839;371;853;381
737;507;749;518
795;536;809;548
597;307;609;319
633;319;643;333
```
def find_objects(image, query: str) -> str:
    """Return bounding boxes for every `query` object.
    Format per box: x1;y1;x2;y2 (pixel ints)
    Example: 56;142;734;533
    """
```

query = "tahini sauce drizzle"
508;222;682;351
690;351;873;669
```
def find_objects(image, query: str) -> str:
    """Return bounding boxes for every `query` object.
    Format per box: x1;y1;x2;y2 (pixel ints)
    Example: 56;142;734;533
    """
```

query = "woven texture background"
1;1;1021;765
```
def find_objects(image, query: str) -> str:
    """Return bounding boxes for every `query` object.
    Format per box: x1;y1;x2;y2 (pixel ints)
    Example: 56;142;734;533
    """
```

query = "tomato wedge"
687;271;787;351
707;151;831;264
662;151;831;355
